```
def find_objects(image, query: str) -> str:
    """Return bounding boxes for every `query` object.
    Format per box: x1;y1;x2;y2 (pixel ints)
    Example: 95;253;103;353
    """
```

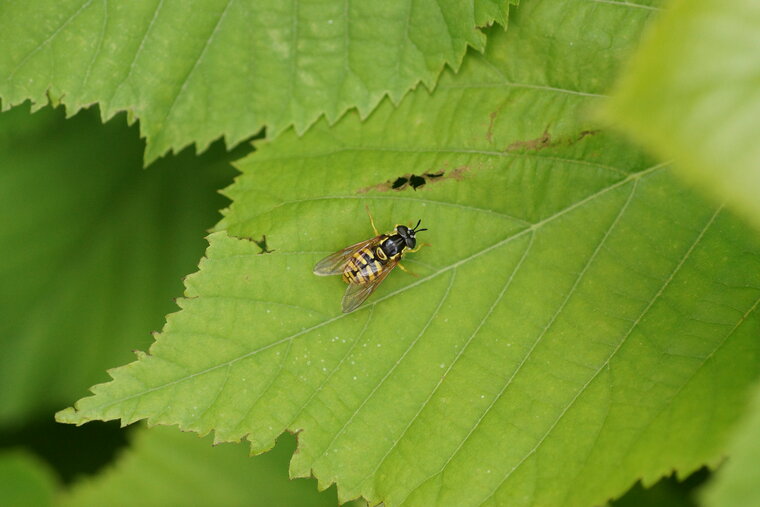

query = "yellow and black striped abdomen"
343;246;385;284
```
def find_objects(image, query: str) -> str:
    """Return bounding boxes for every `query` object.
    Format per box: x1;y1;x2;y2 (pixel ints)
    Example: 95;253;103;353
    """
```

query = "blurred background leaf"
0;104;237;428
0;449;58;507
0;0;516;163
701;381;760;507
605;0;760;229
58;427;354;507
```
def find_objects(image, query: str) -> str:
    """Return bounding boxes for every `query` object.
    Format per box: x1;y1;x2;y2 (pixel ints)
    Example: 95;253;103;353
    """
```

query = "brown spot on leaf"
506;128;600;152
486;102;511;144
486;111;497;144
507;128;552;151
448;166;469;180
577;130;599;141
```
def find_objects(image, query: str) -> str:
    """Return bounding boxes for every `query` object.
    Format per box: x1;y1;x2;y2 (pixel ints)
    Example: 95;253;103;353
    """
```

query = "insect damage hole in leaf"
392;177;409;190
252;235;275;255
360;168;468;193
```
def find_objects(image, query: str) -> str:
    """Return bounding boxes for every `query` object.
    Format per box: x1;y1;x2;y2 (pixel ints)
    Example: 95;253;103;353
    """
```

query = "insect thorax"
380;235;405;259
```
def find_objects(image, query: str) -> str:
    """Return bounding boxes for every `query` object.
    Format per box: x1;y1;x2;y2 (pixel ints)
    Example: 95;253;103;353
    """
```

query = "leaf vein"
81;0;108;90
6;0;96;81
254;146;627;176
400;178;637;504
312;269;457;466
437;81;606;98
607;287;760;474
249;194;531;226
193;363;232;423
287;307;376;431
232;333;294;433
480;204;723;504
589;0;661;11
110;0;165;103
161;0;234;134
369;230;535;497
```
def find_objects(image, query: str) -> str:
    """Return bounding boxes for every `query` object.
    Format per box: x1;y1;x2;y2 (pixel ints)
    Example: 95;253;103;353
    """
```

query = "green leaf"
58;1;760;506
604;0;760;228
0;0;514;163
0;450;58;507
59;426;355;507
0;104;235;426
701;382;760;507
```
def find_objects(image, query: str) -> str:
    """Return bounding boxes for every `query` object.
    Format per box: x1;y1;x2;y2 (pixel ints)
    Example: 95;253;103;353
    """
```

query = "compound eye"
397;225;409;235
406;236;417;248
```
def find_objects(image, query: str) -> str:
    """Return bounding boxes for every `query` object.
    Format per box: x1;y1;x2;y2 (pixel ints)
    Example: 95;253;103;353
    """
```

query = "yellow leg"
365;204;380;236
406;242;431;254
397;262;419;277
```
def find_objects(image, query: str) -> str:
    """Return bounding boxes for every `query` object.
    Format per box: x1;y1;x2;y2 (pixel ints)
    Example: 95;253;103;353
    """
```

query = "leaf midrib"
251;147;626;177
587;0;661;11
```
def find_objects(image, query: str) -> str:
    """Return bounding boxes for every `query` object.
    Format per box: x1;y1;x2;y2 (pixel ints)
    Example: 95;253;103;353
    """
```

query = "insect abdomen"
343;246;384;284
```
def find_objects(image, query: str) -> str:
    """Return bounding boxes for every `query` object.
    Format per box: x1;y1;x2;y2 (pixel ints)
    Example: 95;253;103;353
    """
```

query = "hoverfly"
313;210;428;313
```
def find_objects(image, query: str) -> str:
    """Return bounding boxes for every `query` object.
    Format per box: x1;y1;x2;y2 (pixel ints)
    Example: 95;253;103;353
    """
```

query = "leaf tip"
54;407;81;425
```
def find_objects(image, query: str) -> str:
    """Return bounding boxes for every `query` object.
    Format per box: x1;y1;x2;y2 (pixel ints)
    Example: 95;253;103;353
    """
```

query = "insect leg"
397;263;420;278
406;242;431;254
365;204;380;236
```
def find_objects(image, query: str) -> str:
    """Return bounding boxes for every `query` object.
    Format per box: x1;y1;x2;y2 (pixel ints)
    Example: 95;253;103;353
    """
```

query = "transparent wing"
341;259;397;313
313;236;380;276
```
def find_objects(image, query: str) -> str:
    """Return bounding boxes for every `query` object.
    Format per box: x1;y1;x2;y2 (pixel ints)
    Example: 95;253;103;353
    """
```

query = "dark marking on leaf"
392;176;409;189
238;234;275;254
577;129;599;141
409;174;426;189
253;235;274;254
357;167;470;193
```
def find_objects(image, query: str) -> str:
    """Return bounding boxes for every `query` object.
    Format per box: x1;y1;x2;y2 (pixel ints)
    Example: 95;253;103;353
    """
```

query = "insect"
313;210;428;313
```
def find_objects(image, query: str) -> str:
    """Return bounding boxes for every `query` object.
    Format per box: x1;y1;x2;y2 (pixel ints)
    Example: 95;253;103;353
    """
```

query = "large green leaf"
0;104;235;426
701;382;760;507
59;426;354;507
0;0;514;163
58;1;760;505
604;0;760;228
